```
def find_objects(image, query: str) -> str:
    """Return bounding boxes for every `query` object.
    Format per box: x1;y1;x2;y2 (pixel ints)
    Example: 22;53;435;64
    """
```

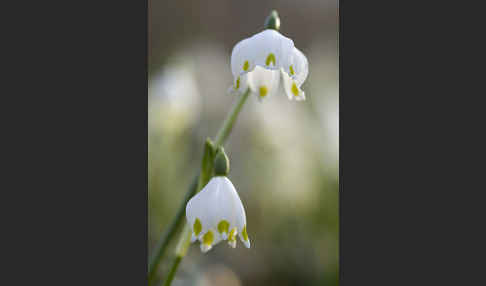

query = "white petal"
237;225;250;249
249;30;294;70
247;66;280;101
227;227;239;248
186;178;226;236
231;30;295;77
240;236;251;248
281;69;306;101
214;177;246;240
219;177;246;228
218;177;249;248
287;48;308;86
231;38;256;77
228;72;250;95
200;243;212;253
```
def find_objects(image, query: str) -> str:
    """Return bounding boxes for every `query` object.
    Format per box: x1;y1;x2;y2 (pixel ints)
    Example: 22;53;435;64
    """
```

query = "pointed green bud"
264;10;280;31
214;147;230;176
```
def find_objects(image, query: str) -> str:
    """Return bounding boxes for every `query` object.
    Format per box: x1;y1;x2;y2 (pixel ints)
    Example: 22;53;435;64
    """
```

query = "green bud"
214;147;230;176
264;10;280;31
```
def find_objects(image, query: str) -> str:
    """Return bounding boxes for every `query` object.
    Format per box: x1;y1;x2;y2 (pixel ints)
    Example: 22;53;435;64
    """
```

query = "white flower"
229;29;308;101
186;176;250;253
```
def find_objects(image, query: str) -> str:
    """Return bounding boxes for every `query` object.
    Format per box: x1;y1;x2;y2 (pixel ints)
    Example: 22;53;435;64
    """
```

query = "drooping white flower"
229;29;308;101
186;176;250;253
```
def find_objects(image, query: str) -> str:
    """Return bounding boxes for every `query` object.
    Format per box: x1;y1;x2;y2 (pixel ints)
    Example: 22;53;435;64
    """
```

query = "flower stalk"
148;88;251;285
161;225;191;286
214;88;251;146
147;175;199;284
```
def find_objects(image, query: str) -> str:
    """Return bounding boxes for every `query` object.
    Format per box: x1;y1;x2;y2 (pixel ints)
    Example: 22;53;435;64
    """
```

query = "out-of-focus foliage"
149;0;338;285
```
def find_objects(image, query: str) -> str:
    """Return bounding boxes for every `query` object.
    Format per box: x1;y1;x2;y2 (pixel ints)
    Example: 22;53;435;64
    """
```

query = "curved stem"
161;256;182;286
161;225;191;286
214;88;251;147
148;176;199;284
148;89;251;284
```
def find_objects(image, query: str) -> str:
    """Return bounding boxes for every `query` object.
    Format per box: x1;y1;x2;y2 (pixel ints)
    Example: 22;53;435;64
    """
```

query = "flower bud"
214;147;230;176
264;10;280;31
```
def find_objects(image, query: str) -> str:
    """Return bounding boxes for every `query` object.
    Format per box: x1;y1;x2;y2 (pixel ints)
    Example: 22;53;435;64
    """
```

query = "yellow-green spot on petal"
202;231;214;245
266;53;276;66
242;225;249;241
193;218;202;236
217;220;230;234
243;60;249;71
289;65;295;75
291;82;299;96
259;86;268;98
228;228;237;242
236;77;240;89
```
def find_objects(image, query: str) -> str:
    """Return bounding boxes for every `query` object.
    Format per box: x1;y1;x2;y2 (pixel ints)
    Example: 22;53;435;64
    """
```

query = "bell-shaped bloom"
186;176;250;253
229;29;308;101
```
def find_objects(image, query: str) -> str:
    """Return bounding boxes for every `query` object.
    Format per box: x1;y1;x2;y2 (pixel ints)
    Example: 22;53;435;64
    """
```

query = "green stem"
161;225;191;286
214;88;251;146
161;256;181;286
148;176;199;284
148;88;251;284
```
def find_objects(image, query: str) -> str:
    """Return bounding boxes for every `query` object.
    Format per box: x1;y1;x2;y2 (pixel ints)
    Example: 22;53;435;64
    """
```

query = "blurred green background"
148;1;338;285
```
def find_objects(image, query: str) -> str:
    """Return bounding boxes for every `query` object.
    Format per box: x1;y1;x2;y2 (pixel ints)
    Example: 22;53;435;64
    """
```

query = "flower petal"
186;178;220;235
231;38;256;77
231;30;295;77
219;177;249;248
250;30;294;71
287;47;308;86
238;225;251;248
247;66;280;101
281;69;306;101
228;72;250;95
214;178;241;236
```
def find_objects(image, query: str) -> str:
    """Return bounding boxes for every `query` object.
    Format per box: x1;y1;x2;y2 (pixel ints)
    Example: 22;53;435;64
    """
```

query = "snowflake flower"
230;29;308;101
186;176;250;253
